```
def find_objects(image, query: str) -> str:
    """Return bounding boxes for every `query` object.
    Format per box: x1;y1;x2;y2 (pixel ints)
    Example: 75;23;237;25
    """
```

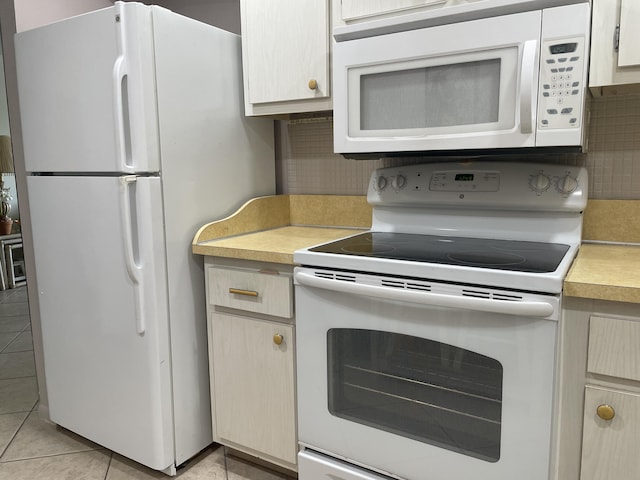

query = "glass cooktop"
309;232;570;273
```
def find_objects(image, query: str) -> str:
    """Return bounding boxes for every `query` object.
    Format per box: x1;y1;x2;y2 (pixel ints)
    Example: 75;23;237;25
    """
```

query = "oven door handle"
295;272;555;318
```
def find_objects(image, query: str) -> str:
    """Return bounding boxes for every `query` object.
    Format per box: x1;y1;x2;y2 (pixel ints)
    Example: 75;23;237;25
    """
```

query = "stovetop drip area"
310;231;570;273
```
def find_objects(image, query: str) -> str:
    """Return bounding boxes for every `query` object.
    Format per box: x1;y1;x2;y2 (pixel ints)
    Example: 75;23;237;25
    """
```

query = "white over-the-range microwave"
332;0;591;158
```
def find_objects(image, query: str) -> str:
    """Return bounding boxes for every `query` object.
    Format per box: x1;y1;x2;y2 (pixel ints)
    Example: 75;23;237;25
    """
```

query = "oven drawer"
208;266;293;318
299;450;391;480
588;315;640;381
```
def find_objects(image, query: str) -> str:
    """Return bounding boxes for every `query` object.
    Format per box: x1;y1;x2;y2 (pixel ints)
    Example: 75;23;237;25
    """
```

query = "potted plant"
0;135;14;235
0;187;12;235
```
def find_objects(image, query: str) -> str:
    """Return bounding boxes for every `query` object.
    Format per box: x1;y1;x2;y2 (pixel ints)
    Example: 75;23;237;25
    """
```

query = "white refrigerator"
15;2;275;474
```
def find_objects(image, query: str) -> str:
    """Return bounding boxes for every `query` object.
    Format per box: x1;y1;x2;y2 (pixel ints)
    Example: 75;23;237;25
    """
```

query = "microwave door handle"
519;40;537;134
295;271;554;318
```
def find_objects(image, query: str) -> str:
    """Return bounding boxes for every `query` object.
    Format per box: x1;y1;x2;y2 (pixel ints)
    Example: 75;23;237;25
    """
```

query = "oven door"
333;9;541;156
294;267;559;480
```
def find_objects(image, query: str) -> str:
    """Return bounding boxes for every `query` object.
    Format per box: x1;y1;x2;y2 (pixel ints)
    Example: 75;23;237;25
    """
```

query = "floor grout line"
0;408;30;461
0;448;112;464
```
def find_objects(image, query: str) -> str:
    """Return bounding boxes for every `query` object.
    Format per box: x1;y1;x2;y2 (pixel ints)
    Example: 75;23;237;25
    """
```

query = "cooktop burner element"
310;232;570;273
341;242;396;255
446;250;527;267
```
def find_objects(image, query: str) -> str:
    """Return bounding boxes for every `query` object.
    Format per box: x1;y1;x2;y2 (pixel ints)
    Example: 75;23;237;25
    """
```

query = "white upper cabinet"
336;0;444;24
240;0;331;116
590;0;640;95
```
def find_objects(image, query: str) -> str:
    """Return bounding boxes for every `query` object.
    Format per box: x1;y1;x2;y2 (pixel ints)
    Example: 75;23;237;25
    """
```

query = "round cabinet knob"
273;334;284;346
308;79;318;90
376;176;388;191
557;174;579;195
596;404;615;421
392;175;407;191
529;172;551;193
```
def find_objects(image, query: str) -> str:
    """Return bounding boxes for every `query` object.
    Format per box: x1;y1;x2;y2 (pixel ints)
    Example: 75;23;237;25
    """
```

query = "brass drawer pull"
273;333;284;345
308;79;318;90
229;288;259;297
596;404;615;421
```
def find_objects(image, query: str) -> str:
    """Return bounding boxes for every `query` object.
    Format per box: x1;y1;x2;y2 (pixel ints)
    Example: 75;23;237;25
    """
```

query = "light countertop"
564;199;640;304
192;195;370;264
194;225;363;264
564;243;640;304
193;196;640;303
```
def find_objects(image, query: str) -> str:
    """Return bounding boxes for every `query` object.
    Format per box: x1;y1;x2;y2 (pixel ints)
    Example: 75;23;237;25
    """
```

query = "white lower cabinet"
581;386;640;480
205;258;297;471
580;314;640;480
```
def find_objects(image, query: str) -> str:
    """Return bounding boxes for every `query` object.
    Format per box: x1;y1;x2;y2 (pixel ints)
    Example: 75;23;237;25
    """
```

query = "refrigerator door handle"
113;49;133;172
120;175;145;334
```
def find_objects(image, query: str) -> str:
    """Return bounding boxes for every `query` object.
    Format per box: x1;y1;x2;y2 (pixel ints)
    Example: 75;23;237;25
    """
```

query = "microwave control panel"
537;36;585;130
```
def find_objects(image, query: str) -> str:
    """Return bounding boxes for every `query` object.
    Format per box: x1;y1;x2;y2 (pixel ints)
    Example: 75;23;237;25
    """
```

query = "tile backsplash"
277;118;381;195
277;94;640;199
586;94;640;198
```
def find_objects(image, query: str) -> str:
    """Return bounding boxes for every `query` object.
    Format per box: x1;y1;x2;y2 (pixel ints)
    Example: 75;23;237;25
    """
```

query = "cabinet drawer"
208;266;293;318
581;386;640;480
588;315;640;381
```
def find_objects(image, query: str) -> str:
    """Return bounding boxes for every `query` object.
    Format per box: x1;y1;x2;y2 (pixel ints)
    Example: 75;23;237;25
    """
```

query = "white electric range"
293;161;587;480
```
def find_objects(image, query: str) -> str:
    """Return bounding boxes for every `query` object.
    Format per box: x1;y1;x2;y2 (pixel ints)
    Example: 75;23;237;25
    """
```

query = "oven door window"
327;328;503;462
348;47;517;137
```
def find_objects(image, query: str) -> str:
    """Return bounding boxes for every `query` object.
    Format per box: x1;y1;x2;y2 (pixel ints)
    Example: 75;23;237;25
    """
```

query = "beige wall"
147;0;241;34
14;0;112;32
14;0;240;34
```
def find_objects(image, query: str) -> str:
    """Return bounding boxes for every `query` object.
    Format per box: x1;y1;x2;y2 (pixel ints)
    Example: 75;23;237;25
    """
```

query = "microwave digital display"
549;42;577;55
455;174;474;181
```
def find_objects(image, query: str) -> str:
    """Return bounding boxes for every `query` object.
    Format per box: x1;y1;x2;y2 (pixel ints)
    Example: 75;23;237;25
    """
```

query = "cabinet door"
590;0;640;92
241;0;330;114
581;386;640;480
618;0;640;67
340;0;444;22
212;312;297;467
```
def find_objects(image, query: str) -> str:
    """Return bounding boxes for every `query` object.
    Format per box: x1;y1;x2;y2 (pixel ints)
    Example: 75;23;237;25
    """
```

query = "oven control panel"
429;171;500;192
368;161;588;212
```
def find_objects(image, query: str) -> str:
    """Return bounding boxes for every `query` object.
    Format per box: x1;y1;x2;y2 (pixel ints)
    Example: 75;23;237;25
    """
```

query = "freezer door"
15;3;160;173
26;175;174;470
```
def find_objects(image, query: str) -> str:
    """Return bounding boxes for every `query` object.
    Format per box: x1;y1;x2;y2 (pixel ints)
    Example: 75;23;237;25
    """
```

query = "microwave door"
333;10;543;155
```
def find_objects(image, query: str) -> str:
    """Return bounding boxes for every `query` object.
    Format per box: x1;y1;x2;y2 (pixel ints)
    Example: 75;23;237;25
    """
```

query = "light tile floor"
0;285;294;480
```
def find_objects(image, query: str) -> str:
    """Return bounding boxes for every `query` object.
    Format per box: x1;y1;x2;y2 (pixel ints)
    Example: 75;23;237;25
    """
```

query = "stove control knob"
529;172;551;193
557;174;579;195
392;175;407;191
375;175;388;191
